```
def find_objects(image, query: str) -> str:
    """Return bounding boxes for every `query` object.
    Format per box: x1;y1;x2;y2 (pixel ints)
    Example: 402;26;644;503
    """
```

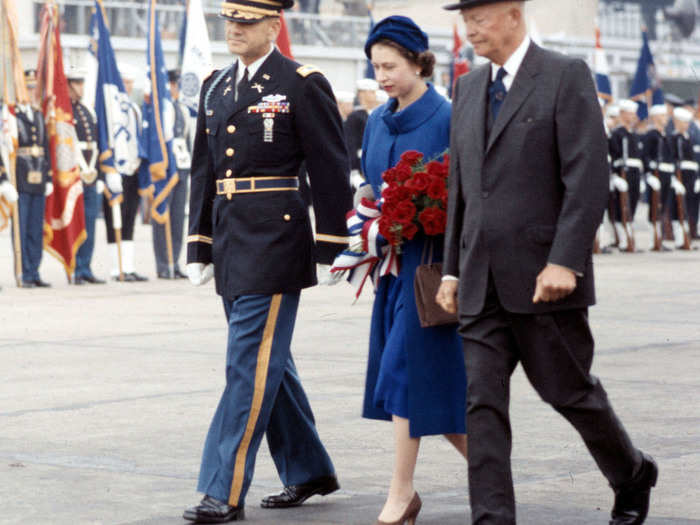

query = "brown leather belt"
216;176;299;200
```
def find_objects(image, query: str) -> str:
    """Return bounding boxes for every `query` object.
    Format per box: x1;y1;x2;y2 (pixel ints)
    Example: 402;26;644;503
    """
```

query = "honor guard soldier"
15;70;52;288
102;63;148;282
670;107;699;247
643;104;674;251
609;99;644;251
344;78;379;190
67;66;106;284
183;0;352;522
152;69;192;279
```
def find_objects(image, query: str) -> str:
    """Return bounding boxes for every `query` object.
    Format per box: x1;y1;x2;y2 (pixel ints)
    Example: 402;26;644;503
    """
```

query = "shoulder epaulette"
296;65;322;78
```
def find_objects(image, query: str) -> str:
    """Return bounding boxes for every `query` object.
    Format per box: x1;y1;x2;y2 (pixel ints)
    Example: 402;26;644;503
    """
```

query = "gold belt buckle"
82;170;98;184
27;170;42;184
30;144;42;157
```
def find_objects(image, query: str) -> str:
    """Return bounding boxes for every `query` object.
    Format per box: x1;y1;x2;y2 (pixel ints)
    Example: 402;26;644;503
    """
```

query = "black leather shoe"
610;453;658;525
74;277;86;285
183;495;244;523
157;270;172;279
33;279;51;288
20;281;36;289
260;475;339;508
83;275;106;284
126;272;148;282
174;268;188;279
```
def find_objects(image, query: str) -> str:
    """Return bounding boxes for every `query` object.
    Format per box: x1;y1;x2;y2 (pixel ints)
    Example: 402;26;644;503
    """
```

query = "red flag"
37;3;86;277
277;12;294;59
452;24;470;92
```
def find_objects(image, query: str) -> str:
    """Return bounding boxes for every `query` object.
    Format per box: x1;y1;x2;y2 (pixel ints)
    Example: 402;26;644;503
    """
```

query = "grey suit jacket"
443;42;609;316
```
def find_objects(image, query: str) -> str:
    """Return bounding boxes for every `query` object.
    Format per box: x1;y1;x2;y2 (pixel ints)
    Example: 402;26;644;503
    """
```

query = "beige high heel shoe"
375;492;422;525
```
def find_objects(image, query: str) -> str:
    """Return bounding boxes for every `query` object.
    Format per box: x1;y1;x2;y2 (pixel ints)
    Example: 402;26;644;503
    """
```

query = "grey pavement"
1;213;699;525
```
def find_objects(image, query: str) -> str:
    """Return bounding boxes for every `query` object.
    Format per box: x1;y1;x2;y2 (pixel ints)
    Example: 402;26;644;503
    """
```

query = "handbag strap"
420;238;435;265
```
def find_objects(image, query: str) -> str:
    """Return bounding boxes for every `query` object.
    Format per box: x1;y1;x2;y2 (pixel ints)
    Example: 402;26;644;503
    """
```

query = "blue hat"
364;16;429;60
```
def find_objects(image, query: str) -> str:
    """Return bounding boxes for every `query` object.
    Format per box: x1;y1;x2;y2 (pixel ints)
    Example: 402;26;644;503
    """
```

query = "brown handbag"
413;241;458;328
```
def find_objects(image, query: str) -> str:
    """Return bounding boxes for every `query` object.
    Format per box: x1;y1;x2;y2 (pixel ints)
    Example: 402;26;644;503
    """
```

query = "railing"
598;0;700;43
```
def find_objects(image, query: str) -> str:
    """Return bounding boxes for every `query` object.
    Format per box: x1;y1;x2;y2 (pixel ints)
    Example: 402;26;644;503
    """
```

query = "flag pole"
1;0;22;286
164;209;174;277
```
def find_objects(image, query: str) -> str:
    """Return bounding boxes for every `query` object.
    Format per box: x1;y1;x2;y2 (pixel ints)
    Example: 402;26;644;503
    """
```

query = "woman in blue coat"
361;16;467;525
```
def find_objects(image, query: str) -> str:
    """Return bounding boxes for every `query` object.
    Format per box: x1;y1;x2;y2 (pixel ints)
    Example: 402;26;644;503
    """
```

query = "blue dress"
360;84;467;437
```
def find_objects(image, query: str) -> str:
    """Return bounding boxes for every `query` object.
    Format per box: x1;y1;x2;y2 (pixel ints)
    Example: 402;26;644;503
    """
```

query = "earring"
415;71;420;76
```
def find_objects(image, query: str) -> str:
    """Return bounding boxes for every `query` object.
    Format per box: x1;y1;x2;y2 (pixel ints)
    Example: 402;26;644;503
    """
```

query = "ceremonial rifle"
649;135;663;251
619;135;635;252
674;135;692;250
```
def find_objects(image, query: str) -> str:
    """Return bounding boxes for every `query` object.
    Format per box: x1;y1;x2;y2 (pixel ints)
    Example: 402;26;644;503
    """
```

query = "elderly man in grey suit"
436;1;657;524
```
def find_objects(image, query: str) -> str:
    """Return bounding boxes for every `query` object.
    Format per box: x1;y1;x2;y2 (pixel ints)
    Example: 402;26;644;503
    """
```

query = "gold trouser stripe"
316;233;350;244
228;293;282;506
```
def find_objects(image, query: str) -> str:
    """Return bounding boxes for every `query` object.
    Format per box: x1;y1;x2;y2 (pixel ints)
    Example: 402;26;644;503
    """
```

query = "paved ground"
1;215;699;525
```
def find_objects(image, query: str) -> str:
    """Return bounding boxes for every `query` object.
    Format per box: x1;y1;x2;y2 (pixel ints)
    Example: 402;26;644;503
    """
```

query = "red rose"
393;200;417;226
427;176;447;201
402;222;418;240
400;150;424;166
418;207;447;236
395;161;413;182
382;185;411;205
405;171;431;194
426;160;448;179
382;167;397;184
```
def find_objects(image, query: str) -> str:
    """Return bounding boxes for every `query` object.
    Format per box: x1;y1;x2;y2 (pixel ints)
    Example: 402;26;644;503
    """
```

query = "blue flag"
178;0;188;67
629;30;664;121
593;29;611;103
364;9;375;80
140;0;177;225
92;0;132;206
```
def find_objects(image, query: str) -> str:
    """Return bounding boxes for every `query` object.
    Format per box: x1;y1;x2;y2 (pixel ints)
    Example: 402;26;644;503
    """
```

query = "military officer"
102;63;148;282
67;66;106;284
670;107;699;248
14;70;52;288
609;99;644;251
183;0;352;522
643;104;674;251
152;69;192;279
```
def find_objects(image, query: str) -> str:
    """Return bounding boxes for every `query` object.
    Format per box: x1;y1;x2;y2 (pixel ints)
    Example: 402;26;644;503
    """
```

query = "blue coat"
360;85;467;437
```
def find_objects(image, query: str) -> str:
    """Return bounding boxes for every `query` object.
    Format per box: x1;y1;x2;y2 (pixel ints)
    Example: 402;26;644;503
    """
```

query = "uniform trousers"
151;171;187;274
669;172;698;222
103;174;139;243
75;183;99;278
197;292;335;507
17;192;45;283
459;277;642;525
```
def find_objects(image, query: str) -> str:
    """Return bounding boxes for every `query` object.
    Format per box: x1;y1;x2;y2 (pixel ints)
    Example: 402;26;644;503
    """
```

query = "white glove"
44;182;54;197
695;178;700;194
671;177;686;196
317;263;343;286
96;180;105;194
349;170;365;191
186;262;214;286
0;181;18;203
646;174;661;192
611;174;629;193
106;172;123;194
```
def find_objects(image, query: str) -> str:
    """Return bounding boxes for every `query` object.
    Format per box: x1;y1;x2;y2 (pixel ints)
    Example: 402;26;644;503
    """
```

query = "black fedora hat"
219;0;294;24
444;0;531;11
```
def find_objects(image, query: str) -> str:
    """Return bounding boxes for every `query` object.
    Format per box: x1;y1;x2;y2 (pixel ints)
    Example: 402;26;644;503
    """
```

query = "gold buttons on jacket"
227;125;236;134
206;128;210;134
225;169;232;177
226;148;234;157
283;214;291;222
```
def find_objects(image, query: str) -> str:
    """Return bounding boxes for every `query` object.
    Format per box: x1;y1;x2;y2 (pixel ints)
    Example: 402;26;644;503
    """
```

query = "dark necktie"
488;66;507;120
236;67;249;101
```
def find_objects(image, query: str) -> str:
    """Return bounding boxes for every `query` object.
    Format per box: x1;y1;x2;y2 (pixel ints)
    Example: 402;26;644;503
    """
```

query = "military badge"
247;95;291;144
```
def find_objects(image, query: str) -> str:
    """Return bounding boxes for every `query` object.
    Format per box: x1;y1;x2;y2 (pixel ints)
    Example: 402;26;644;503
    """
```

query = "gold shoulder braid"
296;65;322;78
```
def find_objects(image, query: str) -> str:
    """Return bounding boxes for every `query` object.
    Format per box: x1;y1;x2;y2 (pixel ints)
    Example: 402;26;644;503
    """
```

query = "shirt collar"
491;35;531;87
236;44;275;83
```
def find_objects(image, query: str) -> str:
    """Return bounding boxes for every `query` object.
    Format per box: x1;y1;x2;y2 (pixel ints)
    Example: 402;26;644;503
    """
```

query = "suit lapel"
463;65;489;160
486;42;539;154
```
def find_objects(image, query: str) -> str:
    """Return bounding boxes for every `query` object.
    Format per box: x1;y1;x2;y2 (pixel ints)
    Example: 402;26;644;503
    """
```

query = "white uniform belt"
613;158;643;170
680;160;699;171
649;161;675;173
78;141;96;150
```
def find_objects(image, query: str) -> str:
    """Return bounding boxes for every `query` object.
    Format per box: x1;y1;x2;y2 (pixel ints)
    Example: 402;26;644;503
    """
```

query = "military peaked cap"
219;0;294;24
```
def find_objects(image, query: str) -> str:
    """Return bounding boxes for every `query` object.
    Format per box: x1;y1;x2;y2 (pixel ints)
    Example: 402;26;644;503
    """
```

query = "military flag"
593;28;612;103
629;29;664;121
179;0;213;115
36;1;86;278
277;11;294;59
140;0;178;271
450;24;470;97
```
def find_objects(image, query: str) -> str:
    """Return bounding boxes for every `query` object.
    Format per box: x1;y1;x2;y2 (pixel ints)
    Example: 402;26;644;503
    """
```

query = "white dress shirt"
235;44;275;86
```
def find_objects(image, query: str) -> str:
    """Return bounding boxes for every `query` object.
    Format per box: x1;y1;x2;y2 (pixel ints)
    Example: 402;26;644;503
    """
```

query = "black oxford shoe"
183;495;245;523
260;475;339;508
83;275;106;284
34;279;51;288
610;453;658;525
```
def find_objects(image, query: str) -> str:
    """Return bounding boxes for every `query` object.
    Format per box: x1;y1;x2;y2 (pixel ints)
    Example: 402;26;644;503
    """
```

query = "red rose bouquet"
378;150;449;248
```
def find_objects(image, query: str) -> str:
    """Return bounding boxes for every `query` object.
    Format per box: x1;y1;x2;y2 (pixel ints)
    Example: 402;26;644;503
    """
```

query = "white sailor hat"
356;78;379;91
673;107;694;123
65;65;88;81
335;90;355;103
376;89;389;104
606;105;620;118
118;63;139;81
619;99;639;114
649;104;667;117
